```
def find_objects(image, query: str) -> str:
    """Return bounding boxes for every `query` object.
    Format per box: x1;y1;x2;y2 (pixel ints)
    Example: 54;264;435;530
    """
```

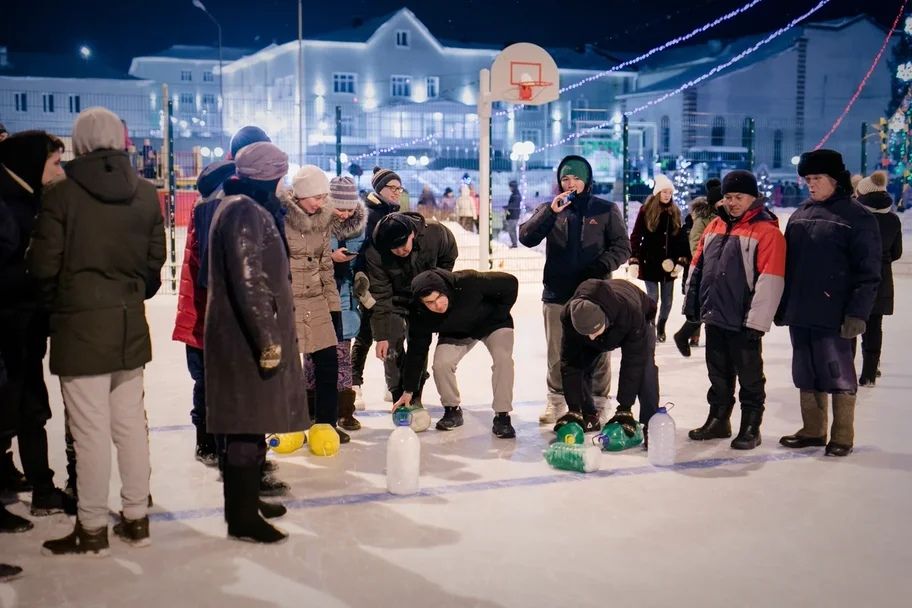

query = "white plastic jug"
387;410;420;495
647;405;676;466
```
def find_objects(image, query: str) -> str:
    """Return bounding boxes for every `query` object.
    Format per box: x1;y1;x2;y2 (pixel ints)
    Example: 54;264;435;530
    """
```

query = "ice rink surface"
2;218;911;608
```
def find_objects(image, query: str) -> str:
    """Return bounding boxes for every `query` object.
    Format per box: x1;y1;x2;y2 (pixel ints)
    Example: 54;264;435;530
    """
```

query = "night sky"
1;0;898;70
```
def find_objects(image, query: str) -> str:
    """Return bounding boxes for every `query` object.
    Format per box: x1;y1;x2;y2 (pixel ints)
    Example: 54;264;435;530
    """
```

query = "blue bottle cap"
392;407;412;427
657;406;667;414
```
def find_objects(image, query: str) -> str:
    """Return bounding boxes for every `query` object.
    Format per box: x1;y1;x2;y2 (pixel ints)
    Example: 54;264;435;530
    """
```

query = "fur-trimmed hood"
689;196;715;219
330;200;367;241
279;188;334;235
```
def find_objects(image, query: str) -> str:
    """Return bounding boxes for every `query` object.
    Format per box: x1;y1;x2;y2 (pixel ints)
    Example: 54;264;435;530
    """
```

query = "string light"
814;0;908;149
348;133;438;162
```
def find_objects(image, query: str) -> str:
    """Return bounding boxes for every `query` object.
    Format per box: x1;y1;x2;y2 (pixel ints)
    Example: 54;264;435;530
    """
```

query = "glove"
353;271;375;310
744;328;764;342
840;316;866;339
661;259;675;273
259;344;282;371
606;409;637;438
670;264;684;279
627;264;639;281
330;311;343;342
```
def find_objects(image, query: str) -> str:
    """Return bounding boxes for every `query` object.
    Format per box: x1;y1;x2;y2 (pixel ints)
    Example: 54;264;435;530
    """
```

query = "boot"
335;427;351;444
0;451;30;493
780;391;828;448
0;564;22;581
41;521;110;557
435;406;464;431
195;428;219;467
730;409;762;450
30;486;77;517
223;500;286;522
224;463;287;544
259;466;290;498
337;389;361;431
827;393;856;457
657;318;667;343
0;504;33;533
690;326;701;347
673;320;699;357
492;413;516;439
353;385;366;411
688;405;733;440
112;512;150;548
859;351;879;387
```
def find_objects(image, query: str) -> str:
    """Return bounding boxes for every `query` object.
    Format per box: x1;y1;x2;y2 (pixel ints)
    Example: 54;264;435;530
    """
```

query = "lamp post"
192;0;225;150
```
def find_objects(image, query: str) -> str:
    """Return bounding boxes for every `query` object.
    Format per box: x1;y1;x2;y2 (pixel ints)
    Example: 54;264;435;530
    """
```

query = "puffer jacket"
688;196;716;254
857;190;902;316
330;202;367;340
281;190;341;354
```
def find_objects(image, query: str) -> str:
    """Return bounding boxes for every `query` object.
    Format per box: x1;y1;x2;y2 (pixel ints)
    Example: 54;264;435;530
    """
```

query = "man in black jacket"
393;269;519;436
504;180;522;248
558;279;659;435
520;155;630;425
366;212;458;406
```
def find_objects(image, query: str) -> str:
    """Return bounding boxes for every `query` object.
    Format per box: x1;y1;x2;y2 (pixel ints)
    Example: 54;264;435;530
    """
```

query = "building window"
69;95;81;114
14;93;27;112
741;117;753;149
42;94;55;113
520;129;541;148
202;94;216;107
340;116;354;137
660;115;670;153
711;116;725;146
179;93;194;108
773;130;783;168
396;30;409;47
203;71;214;82
180;70;192;81
333;73;356;94
391;75;411;98
426;77;439;99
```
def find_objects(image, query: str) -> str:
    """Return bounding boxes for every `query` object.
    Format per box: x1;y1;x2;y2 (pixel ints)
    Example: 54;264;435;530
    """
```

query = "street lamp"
79;46;92;60
192;0;225;150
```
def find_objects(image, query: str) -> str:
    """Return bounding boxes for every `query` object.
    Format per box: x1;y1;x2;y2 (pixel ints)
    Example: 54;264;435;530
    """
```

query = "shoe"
335;427;351;444
224;500;286;522
730;410;762;450
688;408;733;441
657;319;667;343
0;505;33;533
225;464;288;544
30;487;77;517
337;389;361;431
492;413;516;439
113;513;150;548
436;406;464;431
538;401;568;425
0;453;31;493
259;473;290;498
581;413;601;433
858;377;875;387
42;521;110;557
353;385;366;411
859;352;879;388
263;459;278;473
673;328;692;357
195;428;219;467
779;434;827;449
553;411;584;433
825;442;853;457
0;564;23;581
64;477;78;502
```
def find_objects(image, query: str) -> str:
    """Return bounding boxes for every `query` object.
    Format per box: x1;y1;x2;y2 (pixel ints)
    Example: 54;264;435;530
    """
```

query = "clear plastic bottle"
392;405;431;433
387;409;420;495
647;405;676;466
544;443;601;473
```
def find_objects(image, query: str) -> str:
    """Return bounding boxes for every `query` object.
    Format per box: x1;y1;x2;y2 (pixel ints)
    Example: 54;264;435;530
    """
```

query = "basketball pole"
478;68;492;271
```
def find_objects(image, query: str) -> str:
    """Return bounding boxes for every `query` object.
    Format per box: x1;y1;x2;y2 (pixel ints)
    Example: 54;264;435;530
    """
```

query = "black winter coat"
561;279;657;411
858;191;902;316
204;194;310;435
519;156;630;304
777;192;881;331
505;189;522;220
355;192;400;272
401;270;518;392
0;168;41;311
630;204;691;283
365;212;458;341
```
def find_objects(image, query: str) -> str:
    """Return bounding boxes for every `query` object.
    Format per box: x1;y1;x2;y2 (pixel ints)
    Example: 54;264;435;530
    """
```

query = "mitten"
670;264;684;278
661;259;675;273
840;316;866;339
353;272;375;309
627;264;640;281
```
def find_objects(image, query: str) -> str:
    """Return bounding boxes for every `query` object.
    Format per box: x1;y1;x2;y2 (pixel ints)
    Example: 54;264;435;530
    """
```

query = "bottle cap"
657;406;667;413
392;406;412;427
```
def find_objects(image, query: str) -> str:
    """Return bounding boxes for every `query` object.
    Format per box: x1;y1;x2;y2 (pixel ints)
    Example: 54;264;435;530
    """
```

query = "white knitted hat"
292;165;330;198
653;174;675;195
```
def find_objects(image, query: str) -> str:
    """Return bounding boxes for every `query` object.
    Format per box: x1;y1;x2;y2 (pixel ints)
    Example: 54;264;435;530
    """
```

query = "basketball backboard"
490;43;559;106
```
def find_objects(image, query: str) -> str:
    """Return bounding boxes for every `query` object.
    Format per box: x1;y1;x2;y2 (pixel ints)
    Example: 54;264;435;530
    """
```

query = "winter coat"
330;202;367;340
505;189;522;220
629;203;691;283
684;199;786;333
355;191;400;272
519;156;630;304
280;190;341;355
365;212;458;341
777;192;881;332
204;193;309;435
417;190;436;209
0;167;42;312
456;186;477;219
26;150;166;376
172;199;208;349
401;269;518;392
858;190;902;316
561;279;657;411
688;196;716;254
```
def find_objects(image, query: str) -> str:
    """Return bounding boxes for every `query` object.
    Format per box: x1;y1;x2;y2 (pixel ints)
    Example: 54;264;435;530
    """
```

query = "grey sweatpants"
433;328;514;413
543;302;611;407
60;368;150;529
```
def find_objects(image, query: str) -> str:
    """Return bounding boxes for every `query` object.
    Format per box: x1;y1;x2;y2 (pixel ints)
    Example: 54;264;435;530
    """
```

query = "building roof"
0;50;141;80
308;11;401;43
140;45;254;62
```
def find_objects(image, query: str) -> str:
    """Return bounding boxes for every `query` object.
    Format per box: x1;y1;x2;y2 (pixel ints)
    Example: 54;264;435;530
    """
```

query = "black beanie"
411;269;454;300
229;126;271;159
705;178;723;205
371;166;401;193
797;149;852;192
0;130;61;196
721;170;759;197
569;298;607;336
373;213;415;251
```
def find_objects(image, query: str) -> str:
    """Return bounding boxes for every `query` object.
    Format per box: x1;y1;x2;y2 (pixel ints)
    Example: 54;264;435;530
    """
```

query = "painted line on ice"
147;447;845;523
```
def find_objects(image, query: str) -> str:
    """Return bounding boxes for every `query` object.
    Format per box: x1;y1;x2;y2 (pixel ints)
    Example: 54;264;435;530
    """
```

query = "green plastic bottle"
556;421;585;445
595;422;644;452
544;443;601;473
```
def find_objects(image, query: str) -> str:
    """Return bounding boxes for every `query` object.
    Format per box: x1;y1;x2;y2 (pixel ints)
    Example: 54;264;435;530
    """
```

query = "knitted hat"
329;176;360;209
705;178;723;205
292;165;330;198
797;149;852;191
229;125;271;159
371;166;401;192
559;158;591;183
234;142;288;182
851;174;863;192
373;213;415;251
72;107;124;155
196;160;236;197
653;174;675;194
856;171;888;196
722;170;759;197
569;298;607;336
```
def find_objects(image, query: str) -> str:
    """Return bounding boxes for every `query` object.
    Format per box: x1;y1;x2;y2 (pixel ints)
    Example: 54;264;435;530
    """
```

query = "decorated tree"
887;13;912;182
887;13;912;118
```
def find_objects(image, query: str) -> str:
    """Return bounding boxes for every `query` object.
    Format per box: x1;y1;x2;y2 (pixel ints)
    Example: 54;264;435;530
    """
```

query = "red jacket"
172;206;206;348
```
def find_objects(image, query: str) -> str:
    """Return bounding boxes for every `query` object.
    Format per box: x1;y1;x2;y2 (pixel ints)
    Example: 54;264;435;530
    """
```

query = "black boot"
435;406;464;431
195;428;219;467
0;504;33;533
30;486;77;517
223;500;286;522
730;409;762;450
0;451;30;493
41;520;110;557
335;426;351;444
673;320;699;357
688;406;733;440
0;564;22;581
657;319;667;343
492;413;516;439
259;465;290;498
224;464;287;544
859;351;879;387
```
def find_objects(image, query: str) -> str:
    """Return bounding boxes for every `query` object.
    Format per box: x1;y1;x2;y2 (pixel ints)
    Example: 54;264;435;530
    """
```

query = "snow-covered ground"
2;215;911;608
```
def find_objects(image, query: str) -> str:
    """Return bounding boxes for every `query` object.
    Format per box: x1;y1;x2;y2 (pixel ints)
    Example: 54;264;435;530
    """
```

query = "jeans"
186;345;206;429
645;280;674;323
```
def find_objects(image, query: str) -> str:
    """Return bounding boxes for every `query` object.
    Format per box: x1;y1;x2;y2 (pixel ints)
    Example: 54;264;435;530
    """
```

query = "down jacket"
330;201;367;340
857;190;902;316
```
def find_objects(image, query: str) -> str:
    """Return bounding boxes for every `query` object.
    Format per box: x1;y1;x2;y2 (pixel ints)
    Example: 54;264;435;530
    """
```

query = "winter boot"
335;426;351;444
337;389;361;431
436;406;464;431
41;521;110;557
492;413;516;439
0;504;33;533
657;319;667;343
259;465;290;498
223;500;286;522
538;397;568;425
673;321;699;357
826;393;856;457
780;391;828;448
688;405;734;440
730;409;763;450
0;564;22;581
30;486;77;517
224;464;287;544
353;385;366;411
195;427;219;467
859;351;879;387
113;512;150;548
0;451;30;493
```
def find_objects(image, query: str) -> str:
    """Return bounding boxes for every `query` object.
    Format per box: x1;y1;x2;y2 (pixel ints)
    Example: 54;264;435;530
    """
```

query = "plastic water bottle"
266;432;306;454
308;423;340;457
544;443;601;473
594;422;644;452
387;409;420;495
647;405;676;466
556;421;585;445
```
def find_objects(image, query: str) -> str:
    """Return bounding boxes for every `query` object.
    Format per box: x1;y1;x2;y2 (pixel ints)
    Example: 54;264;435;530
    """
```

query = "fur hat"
797;149;851;191
722;170;759;197
292;165;330;198
229;126;271;159
234;142;288;182
329;176;360;209
855;171;887;196
72;107;124;155
371;166;401;193
569;298;607;336
653;174;675;194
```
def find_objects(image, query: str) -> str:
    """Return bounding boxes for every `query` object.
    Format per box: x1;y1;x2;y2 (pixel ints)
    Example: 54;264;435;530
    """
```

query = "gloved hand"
840;316;866;339
259;344;282;371
661;259;675;273
627;263;640;281
353;272;375;310
330;311;343;341
670;264;684;279
606;409;637;437
744;328;764;342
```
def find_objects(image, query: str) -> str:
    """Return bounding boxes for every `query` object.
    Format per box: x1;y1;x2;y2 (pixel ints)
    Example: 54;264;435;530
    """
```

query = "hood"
556;155;594;193
197;160;236;198
65;150;138;203
411;268;456;301
279;188;334;235
330;200;367;241
73;107;125;156
858;190;894;212
689;196;715;219
366;191;400;212
0;131;58;197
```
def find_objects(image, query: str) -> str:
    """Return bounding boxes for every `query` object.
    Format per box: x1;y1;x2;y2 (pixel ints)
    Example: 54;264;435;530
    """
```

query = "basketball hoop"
518;81;553;101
